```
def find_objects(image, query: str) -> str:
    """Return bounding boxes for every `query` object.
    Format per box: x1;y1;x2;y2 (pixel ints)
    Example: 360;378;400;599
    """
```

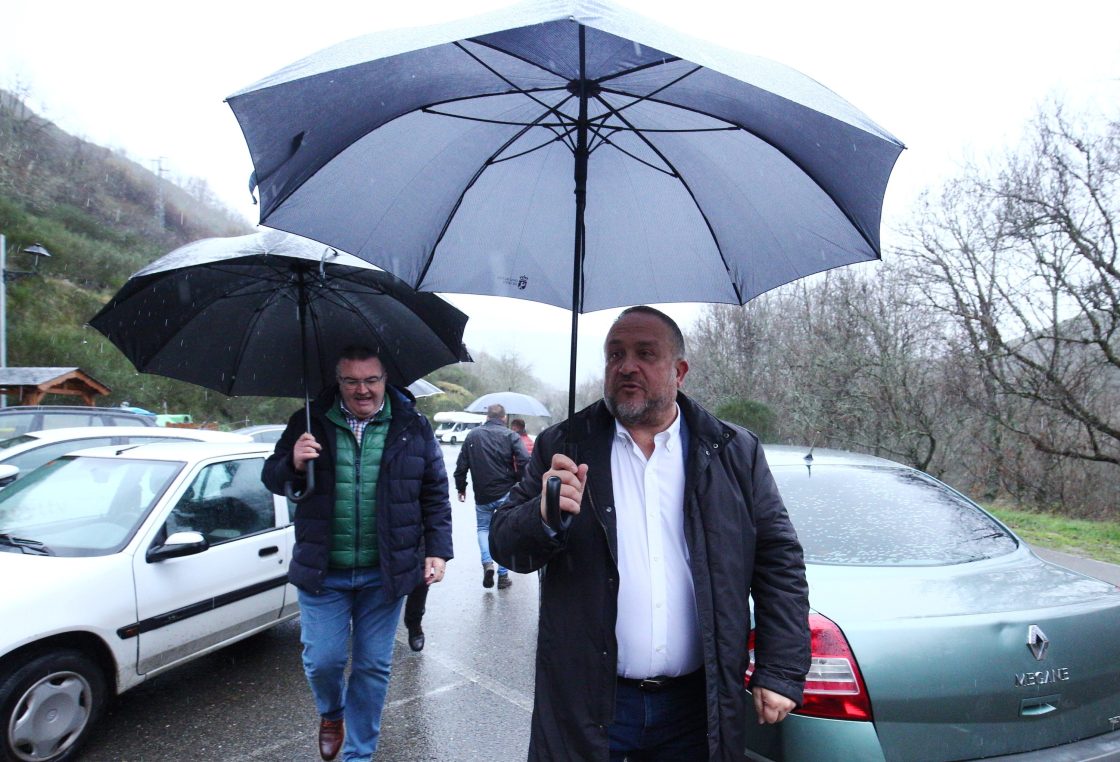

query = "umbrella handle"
284;462;316;504
545;475;563;532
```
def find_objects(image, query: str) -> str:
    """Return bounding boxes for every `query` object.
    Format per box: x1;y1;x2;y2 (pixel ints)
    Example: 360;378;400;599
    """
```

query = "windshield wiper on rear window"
0;533;54;555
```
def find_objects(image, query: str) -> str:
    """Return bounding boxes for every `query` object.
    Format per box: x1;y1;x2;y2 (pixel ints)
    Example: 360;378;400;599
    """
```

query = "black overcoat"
489;393;810;761
262;384;453;597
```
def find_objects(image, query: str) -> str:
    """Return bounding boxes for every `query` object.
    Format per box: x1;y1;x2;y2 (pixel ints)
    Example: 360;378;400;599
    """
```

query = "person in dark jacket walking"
262;345;452;762
455;403;529;590
490;307;810;761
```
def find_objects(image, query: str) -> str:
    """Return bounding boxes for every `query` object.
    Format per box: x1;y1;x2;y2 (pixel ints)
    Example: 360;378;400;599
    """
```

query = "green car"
746;447;1120;761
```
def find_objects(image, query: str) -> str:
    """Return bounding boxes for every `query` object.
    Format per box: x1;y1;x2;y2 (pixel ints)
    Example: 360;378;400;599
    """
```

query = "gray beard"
604;391;668;428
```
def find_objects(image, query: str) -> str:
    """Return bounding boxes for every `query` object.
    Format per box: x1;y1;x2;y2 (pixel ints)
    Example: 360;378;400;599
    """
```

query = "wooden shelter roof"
0;367;111;406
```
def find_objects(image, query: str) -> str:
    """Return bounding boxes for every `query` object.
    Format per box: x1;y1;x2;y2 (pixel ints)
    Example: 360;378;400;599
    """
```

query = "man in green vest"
263;345;453;762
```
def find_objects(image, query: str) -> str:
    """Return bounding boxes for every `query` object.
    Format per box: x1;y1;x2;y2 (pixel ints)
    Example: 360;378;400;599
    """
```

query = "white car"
0;425;251;486
435;420;481;444
0;442;298;762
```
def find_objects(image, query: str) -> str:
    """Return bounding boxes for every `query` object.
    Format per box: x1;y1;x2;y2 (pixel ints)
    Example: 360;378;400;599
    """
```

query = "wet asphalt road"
80;445;538;761
74;446;1120;761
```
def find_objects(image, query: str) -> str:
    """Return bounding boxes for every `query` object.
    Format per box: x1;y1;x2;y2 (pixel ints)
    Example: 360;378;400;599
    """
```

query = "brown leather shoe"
318;717;344;761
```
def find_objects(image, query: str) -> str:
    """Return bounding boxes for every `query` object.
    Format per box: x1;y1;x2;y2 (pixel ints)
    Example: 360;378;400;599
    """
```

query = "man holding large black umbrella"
490;307;809;761
262;345;453;762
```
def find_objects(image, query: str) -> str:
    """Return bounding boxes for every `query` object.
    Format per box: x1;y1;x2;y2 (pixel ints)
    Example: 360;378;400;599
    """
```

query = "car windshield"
0;434;36;451
0;455;182;556
771;464;1018;566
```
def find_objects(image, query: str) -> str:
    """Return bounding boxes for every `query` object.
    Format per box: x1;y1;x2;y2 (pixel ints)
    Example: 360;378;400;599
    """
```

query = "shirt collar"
613;403;682;453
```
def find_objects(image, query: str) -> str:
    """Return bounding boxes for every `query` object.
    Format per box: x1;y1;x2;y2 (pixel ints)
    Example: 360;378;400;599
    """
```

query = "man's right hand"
292;432;321;473
458;491;466;502
540;453;588;523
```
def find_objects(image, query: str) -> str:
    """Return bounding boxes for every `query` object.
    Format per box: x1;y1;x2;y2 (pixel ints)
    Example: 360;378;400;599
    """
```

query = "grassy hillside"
0;88;299;426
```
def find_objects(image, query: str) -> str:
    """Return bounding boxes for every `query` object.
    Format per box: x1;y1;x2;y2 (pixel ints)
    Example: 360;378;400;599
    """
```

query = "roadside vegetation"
988;507;1120;565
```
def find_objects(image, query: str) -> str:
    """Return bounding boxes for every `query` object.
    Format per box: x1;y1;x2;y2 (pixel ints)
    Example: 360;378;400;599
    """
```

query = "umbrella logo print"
499;275;529;290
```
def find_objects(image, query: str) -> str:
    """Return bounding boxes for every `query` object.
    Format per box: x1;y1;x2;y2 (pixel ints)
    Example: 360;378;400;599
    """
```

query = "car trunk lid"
808;550;1120;761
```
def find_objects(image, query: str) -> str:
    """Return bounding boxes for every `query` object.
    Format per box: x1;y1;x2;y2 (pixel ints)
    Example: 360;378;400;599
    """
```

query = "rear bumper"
744;713;885;762
982;729;1120;761
744;711;1120;761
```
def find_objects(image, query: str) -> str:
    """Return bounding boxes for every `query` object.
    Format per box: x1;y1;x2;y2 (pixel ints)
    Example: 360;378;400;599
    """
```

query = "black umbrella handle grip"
545;475;563;532
284;462;316;504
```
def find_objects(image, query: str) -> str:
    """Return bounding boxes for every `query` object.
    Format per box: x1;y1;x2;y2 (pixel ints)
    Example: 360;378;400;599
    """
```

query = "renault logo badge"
1027;625;1049;661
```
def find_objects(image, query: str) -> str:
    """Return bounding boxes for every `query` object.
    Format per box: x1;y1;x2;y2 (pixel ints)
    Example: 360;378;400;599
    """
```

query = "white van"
433;412;485;444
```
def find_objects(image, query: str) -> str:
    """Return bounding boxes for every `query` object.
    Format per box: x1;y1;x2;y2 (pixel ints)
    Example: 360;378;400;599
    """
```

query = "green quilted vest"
326;396;391;568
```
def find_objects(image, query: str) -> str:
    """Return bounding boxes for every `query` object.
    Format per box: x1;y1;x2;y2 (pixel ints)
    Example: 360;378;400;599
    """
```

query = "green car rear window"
772;465;1018;566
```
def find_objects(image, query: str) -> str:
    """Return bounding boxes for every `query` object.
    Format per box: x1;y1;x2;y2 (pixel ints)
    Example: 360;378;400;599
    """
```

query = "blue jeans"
476;493;509;575
609;671;708;761
298;567;404;762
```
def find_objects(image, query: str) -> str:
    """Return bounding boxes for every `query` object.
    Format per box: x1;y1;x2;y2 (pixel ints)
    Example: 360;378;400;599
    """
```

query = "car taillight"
745;612;872;722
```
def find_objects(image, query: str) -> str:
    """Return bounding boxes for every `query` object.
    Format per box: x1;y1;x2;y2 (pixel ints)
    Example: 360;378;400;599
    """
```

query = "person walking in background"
263;345;452;762
454;403;529;590
490;306;810;761
509;417;534;457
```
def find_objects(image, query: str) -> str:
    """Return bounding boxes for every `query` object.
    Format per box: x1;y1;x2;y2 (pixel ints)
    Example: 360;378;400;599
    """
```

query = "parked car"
232;423;286;445
433;411;485;445
0;426;251;486
745;446;1120;761
0;405;157;438
0;441;298;762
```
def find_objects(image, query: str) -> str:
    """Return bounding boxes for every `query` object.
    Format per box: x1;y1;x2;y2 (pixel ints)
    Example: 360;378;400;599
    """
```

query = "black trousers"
403;581;428;630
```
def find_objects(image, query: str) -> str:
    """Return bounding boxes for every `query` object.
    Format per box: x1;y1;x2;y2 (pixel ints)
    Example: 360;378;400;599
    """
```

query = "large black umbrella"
89;229;471;498
226;0;904;421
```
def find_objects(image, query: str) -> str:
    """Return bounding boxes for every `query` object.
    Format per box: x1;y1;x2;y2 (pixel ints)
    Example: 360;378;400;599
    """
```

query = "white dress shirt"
612;406;703;678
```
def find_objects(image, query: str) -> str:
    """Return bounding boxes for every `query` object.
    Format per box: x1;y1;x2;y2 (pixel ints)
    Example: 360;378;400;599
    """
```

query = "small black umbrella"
89;229;471;499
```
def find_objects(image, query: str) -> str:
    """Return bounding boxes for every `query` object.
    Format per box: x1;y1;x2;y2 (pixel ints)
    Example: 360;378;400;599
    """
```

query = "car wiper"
0;533;55;555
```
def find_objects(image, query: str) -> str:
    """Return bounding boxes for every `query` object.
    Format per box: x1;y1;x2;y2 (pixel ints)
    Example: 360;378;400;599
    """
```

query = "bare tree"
899;103;1120;472
463;350;541;396
688;262;957;473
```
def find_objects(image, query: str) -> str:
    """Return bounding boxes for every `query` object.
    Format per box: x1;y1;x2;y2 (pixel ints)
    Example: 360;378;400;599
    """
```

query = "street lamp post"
0;234;52;405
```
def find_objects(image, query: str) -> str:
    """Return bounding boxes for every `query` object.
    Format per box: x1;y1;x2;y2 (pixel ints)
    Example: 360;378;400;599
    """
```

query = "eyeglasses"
338;375;385;390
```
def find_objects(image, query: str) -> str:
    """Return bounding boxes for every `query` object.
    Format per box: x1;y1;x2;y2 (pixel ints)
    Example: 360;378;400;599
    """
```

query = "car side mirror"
146;530;209;562
0;464;18;488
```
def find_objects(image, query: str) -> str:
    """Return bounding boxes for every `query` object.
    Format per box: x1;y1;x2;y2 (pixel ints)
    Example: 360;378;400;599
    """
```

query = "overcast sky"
4;0;1118;390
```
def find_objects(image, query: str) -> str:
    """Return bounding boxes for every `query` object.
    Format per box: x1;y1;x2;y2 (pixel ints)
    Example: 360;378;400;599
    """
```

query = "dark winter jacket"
262;384;453;598
489;393;810;762
454;419;530;504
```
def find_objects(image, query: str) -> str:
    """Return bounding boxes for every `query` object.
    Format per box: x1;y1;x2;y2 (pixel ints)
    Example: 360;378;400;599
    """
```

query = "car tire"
0;649;107;762
450;436;457;444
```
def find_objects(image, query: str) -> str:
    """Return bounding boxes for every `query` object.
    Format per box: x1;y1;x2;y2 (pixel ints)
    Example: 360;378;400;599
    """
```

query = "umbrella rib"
453;42;579;129
598;97;745;303
313;281;417;384
598;64;705;118
465;36;683;91
421;105;578;132
224;279;292;394
631;92;880;255
596;55;685;86
415;109;559;286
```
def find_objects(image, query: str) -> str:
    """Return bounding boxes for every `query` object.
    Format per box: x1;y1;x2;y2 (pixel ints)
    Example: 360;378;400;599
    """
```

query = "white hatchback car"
0;441;298;762
0;425;252;486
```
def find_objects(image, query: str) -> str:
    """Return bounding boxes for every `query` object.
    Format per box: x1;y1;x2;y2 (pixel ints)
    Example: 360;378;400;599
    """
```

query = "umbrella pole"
566;24;591;430
547;25;591;531
285;273;316;503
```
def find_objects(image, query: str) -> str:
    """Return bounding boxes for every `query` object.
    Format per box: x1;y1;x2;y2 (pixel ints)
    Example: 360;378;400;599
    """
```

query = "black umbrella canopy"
89;230;471;399
226;0;902;420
